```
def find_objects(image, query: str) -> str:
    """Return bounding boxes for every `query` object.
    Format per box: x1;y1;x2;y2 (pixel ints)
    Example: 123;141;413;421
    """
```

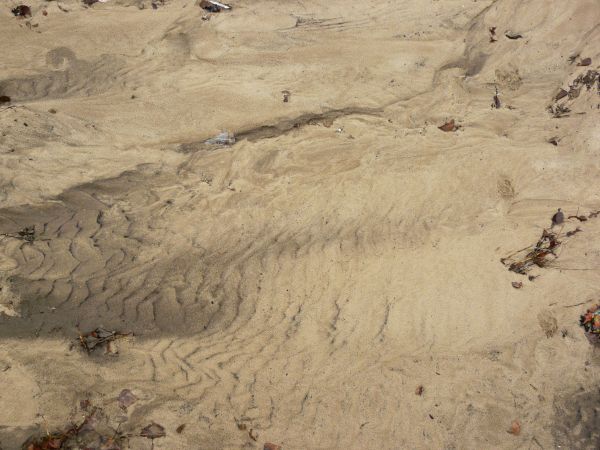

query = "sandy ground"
0;0;599;448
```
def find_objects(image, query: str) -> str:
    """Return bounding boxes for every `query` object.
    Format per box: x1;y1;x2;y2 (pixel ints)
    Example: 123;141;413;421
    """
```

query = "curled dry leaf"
511;281;523;289
505;31;523;40
176;424;186;434
199;0;231;12
141;422;166;439
264;443;282;450
492;94;501;109
438;119;458;132
508;420;521;435
117;389;137;409
577;57;592;67
11;5;31;17
248;429;258;441
568;215;588;222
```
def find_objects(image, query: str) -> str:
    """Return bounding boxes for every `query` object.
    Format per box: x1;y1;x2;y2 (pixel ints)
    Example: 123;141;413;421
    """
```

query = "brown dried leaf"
438;119;458;132
199;0;230;12
140;422;166;439
249;429;258;441
117;389;137;409
492;94;501;109
577;57;592;67
511;281;523;289
176;424;186;434
415;385;424;396
505;31;523;40
508;420;521;435
568;215;588;222
12;5;31;17
264;444;282;450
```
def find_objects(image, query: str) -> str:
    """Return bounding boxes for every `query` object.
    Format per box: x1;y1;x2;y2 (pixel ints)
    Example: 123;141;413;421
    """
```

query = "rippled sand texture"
1;0;600;448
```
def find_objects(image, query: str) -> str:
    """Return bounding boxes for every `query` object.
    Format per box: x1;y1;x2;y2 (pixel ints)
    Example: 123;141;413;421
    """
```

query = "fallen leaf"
141;422;166;439
176;424;186;434
508;420;521;435
577;57;592;67
199;0;231;12
511;281;523;289
415;385;424;396
249;429;258;441
11;5;31;17
505;31;523;40
117;389;137;409
568;215;588;222
492;94;501;109
438;119;458;132
264;444;282;450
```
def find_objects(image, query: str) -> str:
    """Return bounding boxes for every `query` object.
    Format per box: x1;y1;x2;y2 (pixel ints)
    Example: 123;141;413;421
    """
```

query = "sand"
0;0;599;448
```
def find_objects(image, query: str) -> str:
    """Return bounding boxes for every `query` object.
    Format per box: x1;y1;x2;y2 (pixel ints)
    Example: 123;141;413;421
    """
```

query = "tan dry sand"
1;0;600;448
